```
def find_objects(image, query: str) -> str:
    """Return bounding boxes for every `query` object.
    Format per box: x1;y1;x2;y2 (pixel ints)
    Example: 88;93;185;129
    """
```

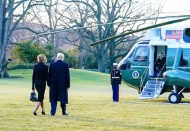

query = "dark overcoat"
48;60;70;104
155;57;166;71
32;62;48;102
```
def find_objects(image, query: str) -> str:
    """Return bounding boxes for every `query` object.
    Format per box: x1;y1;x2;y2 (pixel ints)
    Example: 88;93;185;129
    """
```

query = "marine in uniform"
110;63;122;102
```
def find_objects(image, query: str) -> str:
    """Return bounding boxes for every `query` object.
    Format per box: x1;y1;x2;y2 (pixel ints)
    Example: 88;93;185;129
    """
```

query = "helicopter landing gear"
168;92;181;103
138;86;143;94
168;85;185;104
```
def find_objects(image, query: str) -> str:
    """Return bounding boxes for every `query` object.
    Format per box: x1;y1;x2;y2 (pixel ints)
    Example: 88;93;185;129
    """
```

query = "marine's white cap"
113;63;118;66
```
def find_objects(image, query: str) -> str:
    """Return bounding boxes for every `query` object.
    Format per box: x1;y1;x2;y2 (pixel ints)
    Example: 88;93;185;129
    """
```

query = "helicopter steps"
139;80;165;100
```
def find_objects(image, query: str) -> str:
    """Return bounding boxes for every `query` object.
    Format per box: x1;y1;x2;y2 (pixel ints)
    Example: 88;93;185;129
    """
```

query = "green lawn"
0;69;190;131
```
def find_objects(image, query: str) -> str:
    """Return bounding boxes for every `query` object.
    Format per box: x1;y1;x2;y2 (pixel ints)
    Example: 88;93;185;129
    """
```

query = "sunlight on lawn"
0;69;190;131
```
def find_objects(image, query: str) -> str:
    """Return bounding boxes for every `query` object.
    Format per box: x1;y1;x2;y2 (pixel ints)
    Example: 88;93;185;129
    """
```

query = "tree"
62;0;164;72
28;0;71;57
0;0;43;77
11;40;47;63
83;52;98;69
65;48;78;68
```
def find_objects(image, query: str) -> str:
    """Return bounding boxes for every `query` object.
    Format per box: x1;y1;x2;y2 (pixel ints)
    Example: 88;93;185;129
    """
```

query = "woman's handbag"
30;91;37;102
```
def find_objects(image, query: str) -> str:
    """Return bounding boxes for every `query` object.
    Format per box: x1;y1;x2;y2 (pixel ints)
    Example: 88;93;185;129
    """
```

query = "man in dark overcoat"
48;53;70;116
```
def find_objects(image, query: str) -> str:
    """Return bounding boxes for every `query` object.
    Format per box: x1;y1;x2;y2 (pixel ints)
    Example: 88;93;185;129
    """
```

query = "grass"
0;69;190;130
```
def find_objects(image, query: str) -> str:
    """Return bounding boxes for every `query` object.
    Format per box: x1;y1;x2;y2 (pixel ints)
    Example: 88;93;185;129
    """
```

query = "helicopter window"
119;50;135;70
166;48;176;66
180;50;188;66
134;46;148;61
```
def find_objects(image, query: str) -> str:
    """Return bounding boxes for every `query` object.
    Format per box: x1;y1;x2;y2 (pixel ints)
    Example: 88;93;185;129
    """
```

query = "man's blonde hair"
57;53;64;60
37;54;47;62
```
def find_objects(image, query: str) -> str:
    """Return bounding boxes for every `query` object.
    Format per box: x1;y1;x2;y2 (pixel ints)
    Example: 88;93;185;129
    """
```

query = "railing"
156;63;166;80
139;65;149;93
154;63;166;95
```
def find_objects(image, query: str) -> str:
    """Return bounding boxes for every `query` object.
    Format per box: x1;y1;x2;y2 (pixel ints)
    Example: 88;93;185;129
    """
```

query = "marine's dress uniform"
111;69;122;102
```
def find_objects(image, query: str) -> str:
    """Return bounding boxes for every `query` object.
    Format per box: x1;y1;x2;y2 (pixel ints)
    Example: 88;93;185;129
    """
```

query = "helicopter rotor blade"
22;15;190;39
90;17;190;46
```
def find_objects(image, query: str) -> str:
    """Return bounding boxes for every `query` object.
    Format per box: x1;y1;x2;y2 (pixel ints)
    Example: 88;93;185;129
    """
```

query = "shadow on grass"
127;98;190;105
65;115;179;130
0;76;24;79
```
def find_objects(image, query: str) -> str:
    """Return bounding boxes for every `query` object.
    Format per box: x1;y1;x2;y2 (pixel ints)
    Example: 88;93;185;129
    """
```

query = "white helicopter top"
143;27;190;47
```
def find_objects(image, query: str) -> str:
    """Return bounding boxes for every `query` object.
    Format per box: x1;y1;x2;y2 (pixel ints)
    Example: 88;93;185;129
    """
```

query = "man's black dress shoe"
63;111;68;115
50;111;54;116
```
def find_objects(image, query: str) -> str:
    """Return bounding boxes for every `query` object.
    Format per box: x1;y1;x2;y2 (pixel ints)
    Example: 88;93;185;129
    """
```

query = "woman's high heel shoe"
42;111;46;115
33;111;37;116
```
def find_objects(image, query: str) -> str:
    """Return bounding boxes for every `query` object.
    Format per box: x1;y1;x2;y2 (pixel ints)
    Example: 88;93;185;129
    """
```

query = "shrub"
8;63;34;70
8;63;50;70
11;40;48;63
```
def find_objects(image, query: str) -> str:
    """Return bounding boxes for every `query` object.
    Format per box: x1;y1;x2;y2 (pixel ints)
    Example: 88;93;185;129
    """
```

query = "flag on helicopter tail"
165;30;182;40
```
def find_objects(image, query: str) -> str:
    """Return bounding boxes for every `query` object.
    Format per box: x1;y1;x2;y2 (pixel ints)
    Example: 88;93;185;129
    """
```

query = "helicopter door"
149;45;155;77
149;46;167;77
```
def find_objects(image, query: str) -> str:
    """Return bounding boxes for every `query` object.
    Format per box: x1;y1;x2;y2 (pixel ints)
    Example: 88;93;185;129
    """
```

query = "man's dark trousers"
50;101;57;115
61;103;66;114
112;85;119;102
51;101;66;115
